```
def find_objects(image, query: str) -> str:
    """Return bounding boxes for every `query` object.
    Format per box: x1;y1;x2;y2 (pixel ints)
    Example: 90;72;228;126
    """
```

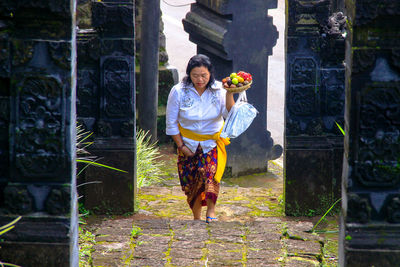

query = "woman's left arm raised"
225;91;235;112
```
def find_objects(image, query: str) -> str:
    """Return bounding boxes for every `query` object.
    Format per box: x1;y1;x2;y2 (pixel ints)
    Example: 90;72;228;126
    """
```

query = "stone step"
90;217;327;266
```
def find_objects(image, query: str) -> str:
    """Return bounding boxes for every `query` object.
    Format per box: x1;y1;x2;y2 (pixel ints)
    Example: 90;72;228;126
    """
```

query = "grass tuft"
136;128;164;188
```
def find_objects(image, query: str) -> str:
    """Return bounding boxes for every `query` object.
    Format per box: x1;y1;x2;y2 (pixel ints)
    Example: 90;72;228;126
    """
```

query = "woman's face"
190;66;210;91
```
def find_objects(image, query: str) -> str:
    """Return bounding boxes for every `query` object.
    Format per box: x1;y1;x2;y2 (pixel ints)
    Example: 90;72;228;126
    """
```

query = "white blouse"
166;81;228;153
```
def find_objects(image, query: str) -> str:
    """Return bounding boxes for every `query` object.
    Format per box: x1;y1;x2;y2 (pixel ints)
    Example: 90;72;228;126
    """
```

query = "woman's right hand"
181;145;195;158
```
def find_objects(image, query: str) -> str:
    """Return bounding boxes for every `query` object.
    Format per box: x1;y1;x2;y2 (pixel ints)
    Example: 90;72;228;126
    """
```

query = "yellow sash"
178;124;230;183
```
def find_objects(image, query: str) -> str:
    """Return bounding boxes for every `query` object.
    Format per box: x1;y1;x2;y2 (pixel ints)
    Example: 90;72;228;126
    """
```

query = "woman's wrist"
178;144;186;151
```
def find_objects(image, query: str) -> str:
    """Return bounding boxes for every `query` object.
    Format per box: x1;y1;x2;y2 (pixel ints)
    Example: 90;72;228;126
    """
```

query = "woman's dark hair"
183;54;215;89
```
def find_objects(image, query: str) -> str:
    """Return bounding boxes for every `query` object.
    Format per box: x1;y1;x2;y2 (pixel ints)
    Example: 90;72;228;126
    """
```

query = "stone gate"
183;0;282;177
340;0;400;265
0;0;398;265
284;0;346;216
76;0;136;214
0;0;78;265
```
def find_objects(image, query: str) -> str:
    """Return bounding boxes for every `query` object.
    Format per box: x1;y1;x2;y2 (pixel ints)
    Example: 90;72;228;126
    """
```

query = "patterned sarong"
177;145;220;209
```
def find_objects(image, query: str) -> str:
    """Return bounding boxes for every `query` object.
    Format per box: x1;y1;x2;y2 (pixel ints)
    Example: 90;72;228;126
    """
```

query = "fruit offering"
222;71;252;90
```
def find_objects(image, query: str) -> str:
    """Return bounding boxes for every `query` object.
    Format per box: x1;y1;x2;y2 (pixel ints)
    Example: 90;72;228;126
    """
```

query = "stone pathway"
82;145;338;266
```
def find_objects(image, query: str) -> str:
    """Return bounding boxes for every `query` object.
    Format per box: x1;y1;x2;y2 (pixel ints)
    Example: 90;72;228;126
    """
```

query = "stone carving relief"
355;0;400;26
286;5;346;136
387;196;400;223
323;84;344;116
102;57;133;119
0;96;8;178
324;12;346;36
48;42;71;70
77;33;100;66
15;76;65;177
0;33;10;76
121;120;134;137
321;69;345;117
0;96;8;123
356;84;400;187
45;187;70;215
77;70;98;118
291;58;317;85
92;2;134;36
288;85;317;116
352;50;376;74
390;49;400;71
347;193;371;223
11;40;34;67
6;0;70;15
320;12;346;65
288;58;318;117
100;39;135;57
3;186;33;214
287;37;298;52
285;118;302;136
96;120;112;137
288;0;330;33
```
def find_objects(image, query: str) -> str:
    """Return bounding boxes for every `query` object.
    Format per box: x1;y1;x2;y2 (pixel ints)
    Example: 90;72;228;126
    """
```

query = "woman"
166;54;236;223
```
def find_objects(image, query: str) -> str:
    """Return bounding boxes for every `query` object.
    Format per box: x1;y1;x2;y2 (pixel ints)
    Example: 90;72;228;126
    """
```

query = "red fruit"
242;73;249;80
222;78;227;83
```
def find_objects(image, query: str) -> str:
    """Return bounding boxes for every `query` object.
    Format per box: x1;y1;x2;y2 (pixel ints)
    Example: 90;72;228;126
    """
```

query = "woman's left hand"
180;145;195;158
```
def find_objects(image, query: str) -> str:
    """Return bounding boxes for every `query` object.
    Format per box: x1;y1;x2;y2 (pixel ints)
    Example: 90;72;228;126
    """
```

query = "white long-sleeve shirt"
166;81;228;153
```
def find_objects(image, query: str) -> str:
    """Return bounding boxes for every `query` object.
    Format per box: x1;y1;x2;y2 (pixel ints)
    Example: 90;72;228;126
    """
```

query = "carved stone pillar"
0;1;78;266
284;0;346;216
340;1;400;265
77;0;136;214
183;0;281;177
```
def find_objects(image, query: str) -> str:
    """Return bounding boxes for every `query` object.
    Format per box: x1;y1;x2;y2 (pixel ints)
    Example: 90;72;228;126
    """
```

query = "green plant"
307;209;316;217
79;226;96;267
310;198;341;233
0;262;21;267
76;124;127;175
335;121;345;136
0;216;21;236
307;122;344;233
136;128;164;188
131;225;142;238
0;216;22;267
78;202;91;224
76;124;128;220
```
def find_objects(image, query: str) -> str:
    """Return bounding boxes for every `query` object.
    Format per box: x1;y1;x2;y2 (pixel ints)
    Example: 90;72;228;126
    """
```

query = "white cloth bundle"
220;91;258;138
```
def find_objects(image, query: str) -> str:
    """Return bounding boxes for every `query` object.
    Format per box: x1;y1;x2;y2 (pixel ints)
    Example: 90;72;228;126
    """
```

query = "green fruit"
230;73;237;79
231;77;238;84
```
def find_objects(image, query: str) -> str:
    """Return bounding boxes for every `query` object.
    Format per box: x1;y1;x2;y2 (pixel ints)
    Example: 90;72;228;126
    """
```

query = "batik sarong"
177;145;220;209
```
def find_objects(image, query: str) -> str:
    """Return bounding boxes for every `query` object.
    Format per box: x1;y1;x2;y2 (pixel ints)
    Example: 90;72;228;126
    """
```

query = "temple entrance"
0;0;399;265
